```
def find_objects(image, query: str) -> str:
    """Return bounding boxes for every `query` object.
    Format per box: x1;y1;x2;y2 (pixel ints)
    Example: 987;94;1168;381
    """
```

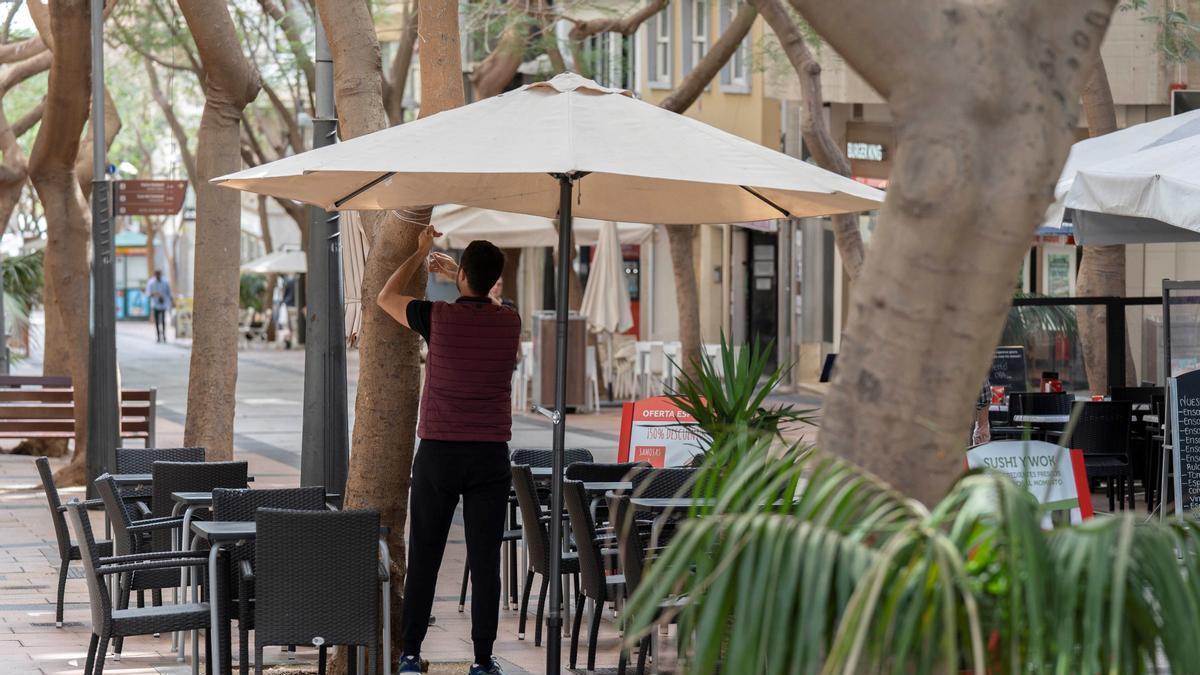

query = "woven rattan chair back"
511;464;553;575
510;447;594;468
95;474;137;557
36;457;71;561
212;486;328;580
151;460;248;551
563;480;608;602
253;508;380;661
1071;401;1132;457
116;447;204;502
608;494;646;594
631;467;698;499
565;461;648;483
64;501;113;633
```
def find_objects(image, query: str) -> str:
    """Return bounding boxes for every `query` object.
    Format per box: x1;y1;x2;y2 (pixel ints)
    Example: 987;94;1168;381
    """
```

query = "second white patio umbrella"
215;72;883;673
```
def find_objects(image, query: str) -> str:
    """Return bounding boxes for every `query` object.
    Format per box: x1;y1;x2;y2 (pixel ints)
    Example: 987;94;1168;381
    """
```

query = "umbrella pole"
546;174;574;674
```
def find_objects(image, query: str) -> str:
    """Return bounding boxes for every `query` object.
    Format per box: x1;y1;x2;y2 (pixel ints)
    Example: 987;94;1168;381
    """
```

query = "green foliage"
239;273;267;312
2;249;43;317
667;335;816;459
1122;0;1200;64
624;433;1200;673
1000;293;1077;349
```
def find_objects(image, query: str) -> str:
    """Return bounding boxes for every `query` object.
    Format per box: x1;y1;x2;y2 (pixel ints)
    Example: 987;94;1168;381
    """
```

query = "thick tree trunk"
1074;58;1133;393
803;0;1116;504
178;0;261;461
656;5;757;376
316;0;465;665
752;0;865;279
28;0;92;485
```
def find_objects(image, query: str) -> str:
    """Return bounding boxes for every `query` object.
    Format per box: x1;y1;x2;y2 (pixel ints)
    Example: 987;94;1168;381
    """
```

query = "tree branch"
144;58;198;184
13;100;45;139
784;0;917;98
257;0;316;104
568;0;668;40
259;78;305;153
659;2;756;113
1;0;25;43
0;50;53;93
384;0;418;124
470;6;531;99
0;36;47;65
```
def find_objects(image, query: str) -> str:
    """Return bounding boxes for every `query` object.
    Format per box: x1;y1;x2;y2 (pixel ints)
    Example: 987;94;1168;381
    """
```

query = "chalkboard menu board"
989;346;1028;393
1171;369;1200;516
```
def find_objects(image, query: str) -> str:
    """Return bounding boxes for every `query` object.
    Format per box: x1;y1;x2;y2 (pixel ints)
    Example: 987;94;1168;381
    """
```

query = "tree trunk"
28;0;93;484
316;0;465;664
384;0;418;125
802;0;1116;505
178;0;261;461
752;0;865;279
656;4;757;377
1074;57;1133;393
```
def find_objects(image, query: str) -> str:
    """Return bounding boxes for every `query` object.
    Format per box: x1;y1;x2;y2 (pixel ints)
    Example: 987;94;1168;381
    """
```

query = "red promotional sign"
618;396;707;468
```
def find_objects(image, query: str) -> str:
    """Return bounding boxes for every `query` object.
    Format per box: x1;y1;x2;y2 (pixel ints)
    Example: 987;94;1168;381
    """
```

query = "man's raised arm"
377;224;441;329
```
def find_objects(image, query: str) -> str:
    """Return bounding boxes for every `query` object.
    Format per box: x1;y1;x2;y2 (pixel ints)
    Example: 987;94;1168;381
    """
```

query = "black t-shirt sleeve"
406;300;433;342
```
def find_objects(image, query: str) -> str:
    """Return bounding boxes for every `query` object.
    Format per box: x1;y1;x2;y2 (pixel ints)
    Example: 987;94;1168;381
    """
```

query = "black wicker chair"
510;447;595;467
35;457;111;628
64;500;212;675
608;494;682;675
150;461;248;552
1069;400;1134;511
250;508;388;675
115;447;204;517
564;480;627;672
511;464;581;646
211;487;328;675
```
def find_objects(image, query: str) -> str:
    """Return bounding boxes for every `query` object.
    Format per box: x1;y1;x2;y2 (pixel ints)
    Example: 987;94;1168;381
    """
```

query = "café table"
190;521;392;675
109;473;152;489
1011;414;1070;424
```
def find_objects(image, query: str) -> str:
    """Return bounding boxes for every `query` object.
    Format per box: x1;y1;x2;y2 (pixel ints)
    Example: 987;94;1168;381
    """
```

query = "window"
720;0;750;93
648;8;676;87
690;0;708;67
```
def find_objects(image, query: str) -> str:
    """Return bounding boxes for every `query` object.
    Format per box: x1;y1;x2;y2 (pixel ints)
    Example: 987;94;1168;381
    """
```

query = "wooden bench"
0;375;156;446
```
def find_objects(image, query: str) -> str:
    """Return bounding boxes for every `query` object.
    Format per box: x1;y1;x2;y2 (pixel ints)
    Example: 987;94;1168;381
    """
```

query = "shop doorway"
746;230;778;369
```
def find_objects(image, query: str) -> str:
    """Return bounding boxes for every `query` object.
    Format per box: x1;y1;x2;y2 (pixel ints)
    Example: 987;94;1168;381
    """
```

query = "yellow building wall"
638;4;780;344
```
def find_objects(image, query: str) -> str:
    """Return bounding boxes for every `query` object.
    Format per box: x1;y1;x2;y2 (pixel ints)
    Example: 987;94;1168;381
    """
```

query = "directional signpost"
114;179;188;216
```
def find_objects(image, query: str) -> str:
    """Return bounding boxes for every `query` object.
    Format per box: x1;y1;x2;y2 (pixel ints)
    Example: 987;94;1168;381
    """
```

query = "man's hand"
429;252;459;283
417;224;441;255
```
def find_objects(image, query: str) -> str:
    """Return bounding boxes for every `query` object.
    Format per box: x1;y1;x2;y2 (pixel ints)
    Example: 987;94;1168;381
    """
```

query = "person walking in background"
378;227;520;675
146;270;173;342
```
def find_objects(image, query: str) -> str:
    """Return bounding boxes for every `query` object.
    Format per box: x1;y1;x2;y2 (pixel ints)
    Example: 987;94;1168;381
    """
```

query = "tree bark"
568;0;668;40
178;0;262;461
28;0;93;484
1074;57;1133;393
316;0;465;664
384;0;418;125
471;7;529;100
752;0;864;279
803;0;1117;505
656;3;757;376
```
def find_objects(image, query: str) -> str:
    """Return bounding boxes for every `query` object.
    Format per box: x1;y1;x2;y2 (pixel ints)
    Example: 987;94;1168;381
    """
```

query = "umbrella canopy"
580;221;633;334
240;249;307;274
215;73;883;224
1042;109;1200;244
432;204;653;249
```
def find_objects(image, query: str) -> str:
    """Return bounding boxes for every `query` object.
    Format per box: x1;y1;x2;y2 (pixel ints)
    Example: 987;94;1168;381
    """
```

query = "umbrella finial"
527;72;634;98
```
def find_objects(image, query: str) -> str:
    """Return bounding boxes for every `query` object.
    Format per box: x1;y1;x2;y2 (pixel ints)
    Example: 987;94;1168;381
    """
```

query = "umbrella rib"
740;186;793;218
333;171;397;208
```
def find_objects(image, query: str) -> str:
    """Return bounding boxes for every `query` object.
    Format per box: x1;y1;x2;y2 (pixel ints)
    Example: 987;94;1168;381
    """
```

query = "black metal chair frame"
564;479;627;672
35;457;111;628
511;463;582;647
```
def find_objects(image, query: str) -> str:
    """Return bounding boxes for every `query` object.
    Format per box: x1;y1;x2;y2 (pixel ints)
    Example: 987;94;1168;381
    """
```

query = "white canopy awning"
1041;109;1200;244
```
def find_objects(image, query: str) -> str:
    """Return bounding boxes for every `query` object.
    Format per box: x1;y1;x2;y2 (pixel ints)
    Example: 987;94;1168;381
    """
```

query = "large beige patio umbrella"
214;72;883;674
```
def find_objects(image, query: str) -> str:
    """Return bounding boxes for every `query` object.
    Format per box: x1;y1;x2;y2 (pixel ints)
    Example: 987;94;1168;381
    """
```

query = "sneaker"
398;653;422;673
468;657;504;674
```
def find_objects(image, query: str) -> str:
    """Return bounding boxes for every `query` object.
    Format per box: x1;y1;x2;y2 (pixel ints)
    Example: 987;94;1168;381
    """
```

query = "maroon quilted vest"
418;300;522;442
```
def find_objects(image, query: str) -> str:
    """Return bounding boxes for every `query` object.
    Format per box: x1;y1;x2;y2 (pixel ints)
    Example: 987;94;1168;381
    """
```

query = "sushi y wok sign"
966;440;1093;523
618;397;709;467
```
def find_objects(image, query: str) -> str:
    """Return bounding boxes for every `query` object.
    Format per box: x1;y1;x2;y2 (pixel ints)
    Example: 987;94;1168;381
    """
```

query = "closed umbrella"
215;72;883;673
580;221;634;398
1041;109;1200;244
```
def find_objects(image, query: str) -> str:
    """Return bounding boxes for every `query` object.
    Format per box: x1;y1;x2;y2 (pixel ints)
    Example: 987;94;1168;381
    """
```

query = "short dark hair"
460;240;505;295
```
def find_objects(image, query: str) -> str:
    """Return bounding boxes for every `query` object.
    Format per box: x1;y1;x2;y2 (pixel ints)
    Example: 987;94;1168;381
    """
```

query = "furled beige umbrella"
240;249;308;274
214;72;882;674
432;203;654;248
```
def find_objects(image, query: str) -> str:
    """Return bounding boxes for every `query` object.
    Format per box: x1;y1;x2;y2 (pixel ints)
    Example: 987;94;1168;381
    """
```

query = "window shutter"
681;0;693;75
646;13;658;85
719;0;732;85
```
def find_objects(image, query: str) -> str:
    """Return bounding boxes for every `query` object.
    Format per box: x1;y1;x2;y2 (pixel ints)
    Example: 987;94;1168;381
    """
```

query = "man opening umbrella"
377;224;520;675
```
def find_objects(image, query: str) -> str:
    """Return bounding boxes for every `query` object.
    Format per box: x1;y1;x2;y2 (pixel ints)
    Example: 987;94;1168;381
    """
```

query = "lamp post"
85;0;119;497
300;18;349;495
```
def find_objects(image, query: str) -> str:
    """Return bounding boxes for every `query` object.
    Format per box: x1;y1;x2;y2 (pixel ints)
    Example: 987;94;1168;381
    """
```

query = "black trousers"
401;439;511;663
153;308;167;340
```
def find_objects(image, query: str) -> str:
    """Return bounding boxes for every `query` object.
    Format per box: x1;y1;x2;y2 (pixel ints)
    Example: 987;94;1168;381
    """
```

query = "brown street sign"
114;180;188;216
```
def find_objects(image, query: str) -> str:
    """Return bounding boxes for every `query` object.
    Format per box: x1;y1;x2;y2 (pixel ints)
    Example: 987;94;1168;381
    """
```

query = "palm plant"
667;335;816;460
623;432;1200;674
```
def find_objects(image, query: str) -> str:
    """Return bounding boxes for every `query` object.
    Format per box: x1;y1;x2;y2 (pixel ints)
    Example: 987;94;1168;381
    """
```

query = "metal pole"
546;174;573;674
85;0;118;498
300;18;349;495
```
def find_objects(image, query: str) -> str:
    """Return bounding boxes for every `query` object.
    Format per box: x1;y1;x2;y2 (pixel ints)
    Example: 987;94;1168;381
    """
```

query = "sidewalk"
0;320;647;674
